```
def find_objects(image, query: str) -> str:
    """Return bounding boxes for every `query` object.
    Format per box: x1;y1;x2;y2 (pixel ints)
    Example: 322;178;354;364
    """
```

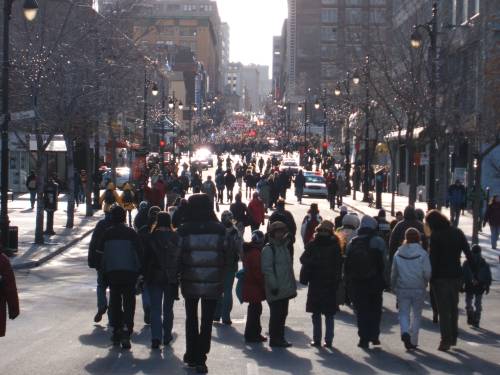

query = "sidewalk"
6;193;102;269
342;190;500;280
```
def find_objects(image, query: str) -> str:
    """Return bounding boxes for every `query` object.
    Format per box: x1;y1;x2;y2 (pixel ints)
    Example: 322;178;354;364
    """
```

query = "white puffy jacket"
391;243;431;291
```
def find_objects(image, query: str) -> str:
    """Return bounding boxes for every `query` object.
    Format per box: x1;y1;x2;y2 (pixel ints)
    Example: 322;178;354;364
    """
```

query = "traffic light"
322;142;328;150
159;139;166;148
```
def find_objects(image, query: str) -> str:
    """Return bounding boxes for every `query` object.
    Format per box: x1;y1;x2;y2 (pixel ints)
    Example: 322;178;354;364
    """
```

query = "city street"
1;172;500;375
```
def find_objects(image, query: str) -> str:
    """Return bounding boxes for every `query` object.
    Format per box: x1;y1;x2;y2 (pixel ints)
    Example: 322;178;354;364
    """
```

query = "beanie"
405;227;421;244
110;205;126;224
378;209;386;218
360;215;378;230
156;212;171;228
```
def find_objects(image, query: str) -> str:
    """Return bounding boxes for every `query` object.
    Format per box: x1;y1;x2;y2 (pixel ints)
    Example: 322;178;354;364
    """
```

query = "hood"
122;182;132;190
106;182;116;190
403;206;417;220
360;215;378;230
398;243;425;257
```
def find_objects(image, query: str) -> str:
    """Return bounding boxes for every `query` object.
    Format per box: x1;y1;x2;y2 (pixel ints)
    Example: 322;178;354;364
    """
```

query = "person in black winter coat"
299;220;342;348
225;170;237;203
97;206;143;349
143;212;181;349
172;198;188;229
88;211;115;324
462;244;491;328
389;206;428;262
230;192;249;236
425;210;476;351
177;194;226;374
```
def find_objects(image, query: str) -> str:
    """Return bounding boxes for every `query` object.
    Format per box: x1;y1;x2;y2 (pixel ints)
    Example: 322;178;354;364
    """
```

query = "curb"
12;227;95;270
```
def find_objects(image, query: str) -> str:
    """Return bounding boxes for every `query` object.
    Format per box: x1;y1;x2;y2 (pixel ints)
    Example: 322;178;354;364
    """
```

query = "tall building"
286;0;393;101
242;65;260;112
219;22;230;94
100;0;222;94
272;20;289;101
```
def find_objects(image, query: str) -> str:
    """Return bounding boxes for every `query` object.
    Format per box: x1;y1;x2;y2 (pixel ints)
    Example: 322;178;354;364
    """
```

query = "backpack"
123;190;133;204
104;189;116;205
346;235;379;281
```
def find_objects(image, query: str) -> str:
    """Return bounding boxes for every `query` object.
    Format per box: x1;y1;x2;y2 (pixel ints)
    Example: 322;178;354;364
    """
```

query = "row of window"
320;27;384;42
321;8;386;25
452;0;480;25
322;0;386;5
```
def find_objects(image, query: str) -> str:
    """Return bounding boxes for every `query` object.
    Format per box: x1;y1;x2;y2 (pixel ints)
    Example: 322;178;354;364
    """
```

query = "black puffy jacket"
144;230;181;286
178;221;227;299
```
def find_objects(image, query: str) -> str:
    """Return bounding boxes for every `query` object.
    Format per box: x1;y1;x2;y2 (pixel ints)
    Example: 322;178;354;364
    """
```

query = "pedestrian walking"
230;193;250;237
121;183;136;226
214;211;243;325
143;212;181;349
334;206;348;229
215;171;225;205
97;205;143;349
178;194;227;374
299;220;342;348
483;195;500;253
225;169;237;203
171;198;188;229
0;251;19;337
301;203;323;246
391;228;431;350
88;211;115;323
261;221;297;347
99;182;121;217
327;174;338;210
26;171;37;209
295;170;306;204
335;213;360;247
133;201;150;231
344;216;387;349
336;174;346;208
446;179;467;227
462;245;491;329
242;230;267;343
202;176;217;212
256;176;271;212
268;199;297;261
425;209;476;351
248;192;265;232
389;206;428;264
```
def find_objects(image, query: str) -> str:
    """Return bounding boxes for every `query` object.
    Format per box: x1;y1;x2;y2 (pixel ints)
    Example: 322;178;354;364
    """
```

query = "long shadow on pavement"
242;344;313;374
317;348;377;375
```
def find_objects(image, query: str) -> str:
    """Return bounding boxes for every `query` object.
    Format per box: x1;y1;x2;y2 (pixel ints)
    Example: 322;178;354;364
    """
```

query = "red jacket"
248;198;265;225
0;253;19;337
144;181;166;207
242;244;266;303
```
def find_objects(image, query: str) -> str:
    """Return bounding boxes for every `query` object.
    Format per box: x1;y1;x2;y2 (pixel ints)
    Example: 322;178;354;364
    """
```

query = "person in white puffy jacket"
391;227;431;350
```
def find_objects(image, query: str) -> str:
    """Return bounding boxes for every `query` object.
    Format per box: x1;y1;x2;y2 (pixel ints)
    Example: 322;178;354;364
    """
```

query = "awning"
29;134;67;152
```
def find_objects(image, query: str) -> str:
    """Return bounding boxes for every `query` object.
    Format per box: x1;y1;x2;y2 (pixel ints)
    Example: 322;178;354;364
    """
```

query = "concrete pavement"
2;184;500;374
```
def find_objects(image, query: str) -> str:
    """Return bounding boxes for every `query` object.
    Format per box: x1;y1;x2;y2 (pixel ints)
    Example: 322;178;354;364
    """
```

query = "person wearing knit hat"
301;203;323;246
391;227;431;350
334;206;348;229
375;209;391;248
300;219;342;348
344;215;388;349
336;214;360;253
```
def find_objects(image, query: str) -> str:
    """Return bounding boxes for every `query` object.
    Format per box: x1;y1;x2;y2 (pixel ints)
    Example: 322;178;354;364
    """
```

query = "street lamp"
151;83;159;97
314;92;328;157
411;2;438;209
352;71;360;86
334;84;341;97
1;0;39;251
142;72;158;148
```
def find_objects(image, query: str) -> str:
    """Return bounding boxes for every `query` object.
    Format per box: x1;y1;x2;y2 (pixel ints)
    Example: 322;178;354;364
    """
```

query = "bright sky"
216;0;288;70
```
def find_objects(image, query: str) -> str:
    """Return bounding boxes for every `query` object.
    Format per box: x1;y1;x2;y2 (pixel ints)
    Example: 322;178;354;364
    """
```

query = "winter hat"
360;215;378;230
340;206;348;214
251;230;265;245
187;193;215;222
110;205;126;224
156;212;171;228
138;201;149;211
471;244;482;254
378;209;386;218
315;220;334;234
415;208;425;222
404;227;421;244
268;221;288;235
148;206;161;219
342;214;360;229
221;210;234;225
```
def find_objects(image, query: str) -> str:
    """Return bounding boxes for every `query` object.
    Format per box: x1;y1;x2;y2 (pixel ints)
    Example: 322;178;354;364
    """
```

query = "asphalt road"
1;157;500;374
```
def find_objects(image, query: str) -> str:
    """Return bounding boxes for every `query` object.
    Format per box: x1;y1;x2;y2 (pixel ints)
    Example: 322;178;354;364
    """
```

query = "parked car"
269;151;283;162
303;172;328;197
194;148;213;169
100;167;130;189
279;158;300;175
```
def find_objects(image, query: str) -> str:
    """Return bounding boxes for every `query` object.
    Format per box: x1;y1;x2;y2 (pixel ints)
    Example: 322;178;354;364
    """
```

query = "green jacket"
261;238;297;303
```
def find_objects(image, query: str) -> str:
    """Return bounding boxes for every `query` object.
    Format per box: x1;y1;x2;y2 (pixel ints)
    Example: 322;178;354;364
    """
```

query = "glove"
9;311;19;320
271;288;279;296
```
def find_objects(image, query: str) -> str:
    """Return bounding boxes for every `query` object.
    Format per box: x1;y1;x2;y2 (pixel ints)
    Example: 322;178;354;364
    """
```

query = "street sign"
11;110;35;121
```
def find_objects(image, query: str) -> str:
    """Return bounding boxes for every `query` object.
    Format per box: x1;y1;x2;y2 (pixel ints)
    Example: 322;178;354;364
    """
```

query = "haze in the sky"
216;0;288;69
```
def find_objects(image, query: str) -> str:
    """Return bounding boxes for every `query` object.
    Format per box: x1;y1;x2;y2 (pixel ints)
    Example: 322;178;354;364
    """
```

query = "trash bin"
8;226;18;250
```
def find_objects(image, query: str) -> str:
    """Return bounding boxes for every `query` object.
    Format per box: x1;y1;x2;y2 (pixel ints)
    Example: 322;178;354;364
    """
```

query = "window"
463;0;469;22
321;0;338;4
346;0;362;5
321;62;337;78
321;26;337;41
369;9;385;24
346;8;363;24
369;0;386;5
346;28;362;43
321;8;338;23
452;0;457;25
321;44;337;59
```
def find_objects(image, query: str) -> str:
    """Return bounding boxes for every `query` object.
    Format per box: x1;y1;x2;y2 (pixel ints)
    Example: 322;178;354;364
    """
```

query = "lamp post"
353;55;372;203
314;90;328;157
411;2;438;210
168;95;183;162
189;104;197;163
142;69;158;149
1;0;39;250
335;72;353;194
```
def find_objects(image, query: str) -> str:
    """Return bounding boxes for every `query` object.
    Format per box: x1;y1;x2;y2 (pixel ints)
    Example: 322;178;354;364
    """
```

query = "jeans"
432;278;461;345
142;283;151;314
490;225;499;249
351;283;383;342
328;193;336;209
450;205;462;227
245;302;263;340
268;298;289;343
148;284;176;342
214;271;236;321
109;283;136;332
185;298;217;366
29;191;36;208
397;289;425;345
312;313;334;345
227;188;234;203
465;292;483;322
97;271;109;311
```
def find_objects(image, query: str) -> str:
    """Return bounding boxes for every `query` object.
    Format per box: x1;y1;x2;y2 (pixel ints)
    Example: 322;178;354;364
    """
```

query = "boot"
466;310;474;326
472;311;481;328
